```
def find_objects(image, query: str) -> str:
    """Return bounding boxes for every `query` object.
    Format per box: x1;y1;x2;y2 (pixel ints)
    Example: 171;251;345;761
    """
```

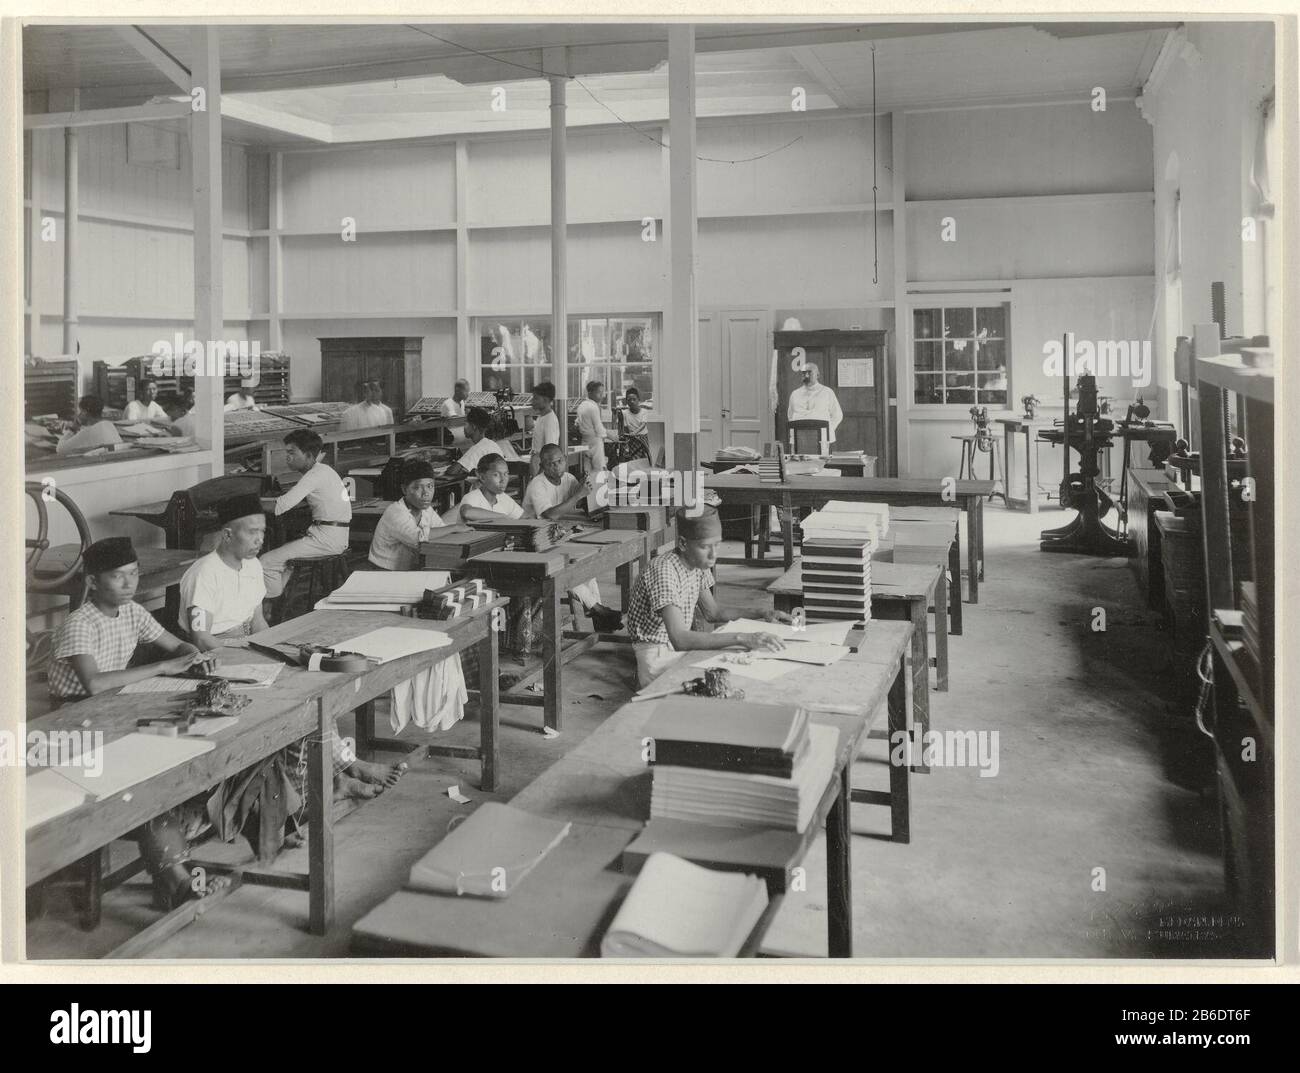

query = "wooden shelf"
1209;619;1271;742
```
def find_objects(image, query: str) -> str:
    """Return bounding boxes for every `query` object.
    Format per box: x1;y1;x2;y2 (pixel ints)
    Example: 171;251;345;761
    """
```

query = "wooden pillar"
890;110;907;478
191;28;224;470
61;90;79;356
546;47;569;451
666;26;699;472
267;151;283;352
454;139;471;385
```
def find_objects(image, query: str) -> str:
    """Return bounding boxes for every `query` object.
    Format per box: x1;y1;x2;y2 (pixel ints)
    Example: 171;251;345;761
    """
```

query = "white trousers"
633;641;679;688
260;524;350;598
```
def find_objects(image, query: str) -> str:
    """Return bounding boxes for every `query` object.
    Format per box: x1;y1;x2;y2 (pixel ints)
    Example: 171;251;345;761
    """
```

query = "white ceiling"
23;22;1174;147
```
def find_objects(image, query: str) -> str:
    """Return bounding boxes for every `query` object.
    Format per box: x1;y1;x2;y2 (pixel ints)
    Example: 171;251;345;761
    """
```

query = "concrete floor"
28;502;1237;960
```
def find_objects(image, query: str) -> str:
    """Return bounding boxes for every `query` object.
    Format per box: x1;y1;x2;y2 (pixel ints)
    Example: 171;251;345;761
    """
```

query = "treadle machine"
1038;332;1129;556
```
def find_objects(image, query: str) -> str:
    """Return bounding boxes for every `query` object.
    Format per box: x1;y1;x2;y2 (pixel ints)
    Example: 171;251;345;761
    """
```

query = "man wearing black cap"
369;459;469;571
626;506;790;687
48;536;208;702
179;494;270;649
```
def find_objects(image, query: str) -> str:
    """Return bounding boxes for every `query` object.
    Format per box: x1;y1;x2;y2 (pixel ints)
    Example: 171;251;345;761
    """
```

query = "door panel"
721;311;767;453
697;313;719;464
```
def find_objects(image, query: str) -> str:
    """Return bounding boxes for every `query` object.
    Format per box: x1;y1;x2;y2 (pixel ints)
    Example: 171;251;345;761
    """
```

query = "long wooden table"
702;472;992;602
26;601;504;948
351;618;912;958
451;530;649;733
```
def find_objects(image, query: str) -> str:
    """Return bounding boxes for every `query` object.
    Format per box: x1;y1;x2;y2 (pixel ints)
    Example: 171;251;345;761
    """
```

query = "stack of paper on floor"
407;802;570;898
316;570;451;611
644;697;837;833
892;520;953;565
601;852;768;957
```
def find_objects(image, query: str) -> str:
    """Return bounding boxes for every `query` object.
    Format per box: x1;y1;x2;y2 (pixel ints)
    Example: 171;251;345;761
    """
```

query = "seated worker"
444;407;515;480
182;494;403;801
439;379;470;418
528;380;561;476
46;537;228;910
626;506;791;687
369;459;469;571
575;380;619;473
161;393;196;438
523;443;623;632
224;387;259;412
124;380;171;424
258;429;352;603
621;386;649;435
339;379;395;431
458;453;522;523
56;395;123;456
487;413;522;460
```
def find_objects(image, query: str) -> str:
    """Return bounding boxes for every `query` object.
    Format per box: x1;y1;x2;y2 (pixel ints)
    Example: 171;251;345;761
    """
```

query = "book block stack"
799;502;878;624
643;698;837;834
758;442;786;483
469;517;564;552
891;520;953;566
421;529;510;569
416;578;499;620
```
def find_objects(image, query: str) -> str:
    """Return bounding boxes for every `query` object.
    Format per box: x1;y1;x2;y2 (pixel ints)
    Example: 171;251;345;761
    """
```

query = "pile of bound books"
465;517;564;552
643;697;837;834
798;501;879;623
758;442;787;483
421;529;509;569
416;578;499;620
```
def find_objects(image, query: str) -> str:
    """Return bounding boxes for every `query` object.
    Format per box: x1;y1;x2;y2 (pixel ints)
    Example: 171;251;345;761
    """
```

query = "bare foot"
334;774;382;801
351;759;408;788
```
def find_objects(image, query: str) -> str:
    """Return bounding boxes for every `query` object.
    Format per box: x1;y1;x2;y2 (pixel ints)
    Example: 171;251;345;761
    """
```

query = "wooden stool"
275;553;353;624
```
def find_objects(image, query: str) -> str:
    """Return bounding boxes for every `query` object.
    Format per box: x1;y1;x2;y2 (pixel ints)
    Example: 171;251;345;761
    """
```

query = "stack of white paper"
601;853;768;958
330;626;452;664
649;724;838;833
316;570;451;611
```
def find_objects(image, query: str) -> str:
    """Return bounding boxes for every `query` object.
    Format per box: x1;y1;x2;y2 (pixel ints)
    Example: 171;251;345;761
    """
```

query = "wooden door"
320;350;361;404
720;311;768;453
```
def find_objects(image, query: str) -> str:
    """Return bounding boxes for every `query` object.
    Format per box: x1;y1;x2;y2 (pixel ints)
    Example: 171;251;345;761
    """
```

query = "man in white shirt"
259;429;352;600
163;394;196;438
339;379;395;431
125;380;171;424
575;380;617;474
458;453;524;523
179;493;270;647
786;363;844;446
445;407;518;479
439;380;469;418
369;459;468;571
523;443;622;631
528;380;561;476
224;388;259;412
57;396;123;456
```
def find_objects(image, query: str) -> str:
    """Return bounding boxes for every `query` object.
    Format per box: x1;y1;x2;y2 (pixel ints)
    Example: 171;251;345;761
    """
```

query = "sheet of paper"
26;769;89;829
331;626;452;664
52;733;216;801
329;570;450;601
747;642;848;667
119;663;283;694
722;618;853;646
690;654;796;682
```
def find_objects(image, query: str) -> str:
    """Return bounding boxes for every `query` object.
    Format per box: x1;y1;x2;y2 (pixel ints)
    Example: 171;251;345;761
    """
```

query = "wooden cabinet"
319;337;422;419
774;330;889;472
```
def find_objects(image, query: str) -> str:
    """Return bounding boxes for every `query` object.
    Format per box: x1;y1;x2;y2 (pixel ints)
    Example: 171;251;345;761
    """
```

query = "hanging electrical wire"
403;24;803;165
871;45;879;286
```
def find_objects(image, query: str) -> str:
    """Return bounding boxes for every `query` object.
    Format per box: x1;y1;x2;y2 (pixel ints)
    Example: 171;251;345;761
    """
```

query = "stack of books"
892;520;953;565
643;697;837;834
469;517;564;552
416;578;499;620
758;442;786;483
818;499;889;541
800;536;872;623
421;529;509;569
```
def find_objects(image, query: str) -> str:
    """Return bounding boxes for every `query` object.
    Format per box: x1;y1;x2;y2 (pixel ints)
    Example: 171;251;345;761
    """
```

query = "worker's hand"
763;609;794;626
736;631;785;654
162;652;204;675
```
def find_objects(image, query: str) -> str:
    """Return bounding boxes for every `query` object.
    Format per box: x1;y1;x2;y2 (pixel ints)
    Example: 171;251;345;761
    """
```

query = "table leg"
478;624;500;792
974;496;985;585
888;649;912;843
542;580;563;733
933;576;949;692
308;698;335;936
910;600;931;774
353;701;376;761
825;761;853;958
780;493;794;569
1004;426;1018;509
1026;429;1040;515
948;537;964;635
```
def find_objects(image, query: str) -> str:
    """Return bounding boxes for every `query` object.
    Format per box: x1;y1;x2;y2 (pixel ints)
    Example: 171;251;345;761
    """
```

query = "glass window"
912;302;1008;407
476;314;657;404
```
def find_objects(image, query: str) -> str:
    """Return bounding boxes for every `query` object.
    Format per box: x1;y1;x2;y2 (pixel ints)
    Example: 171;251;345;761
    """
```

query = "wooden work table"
26;600;504;948
701;472;992;602
352;618;913;958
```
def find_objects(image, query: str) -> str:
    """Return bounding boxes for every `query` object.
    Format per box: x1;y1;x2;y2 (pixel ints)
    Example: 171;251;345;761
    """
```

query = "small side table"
998;416;1055;514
